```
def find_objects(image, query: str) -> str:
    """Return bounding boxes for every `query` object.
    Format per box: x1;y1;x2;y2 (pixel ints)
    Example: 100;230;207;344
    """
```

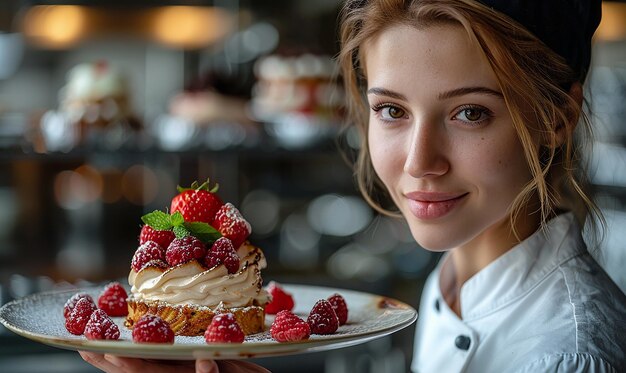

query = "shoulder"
514;353;618;373
551;253;626;370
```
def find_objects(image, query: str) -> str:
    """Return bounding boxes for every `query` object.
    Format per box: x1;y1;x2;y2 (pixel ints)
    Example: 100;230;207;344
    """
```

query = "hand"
79;352;271;373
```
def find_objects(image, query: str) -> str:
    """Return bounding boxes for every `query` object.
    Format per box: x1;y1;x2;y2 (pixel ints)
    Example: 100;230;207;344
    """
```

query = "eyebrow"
366;86;504;101
366;87;407;101
437;86;503;100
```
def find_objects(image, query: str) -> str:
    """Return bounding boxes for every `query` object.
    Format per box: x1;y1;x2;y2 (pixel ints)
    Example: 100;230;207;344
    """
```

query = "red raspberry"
139;225;175;249
142;259;169;270
205;237;240;274
307;299;339;335
204;313;245;343
327;293;348;325
270;310;310;342
131;241;166;272
63;292;95;319
65;297;97;335
97;282;128;317
84;309;120;340
264;281;295;315
132;314;175;344
211;203;251;248
166;236;206;266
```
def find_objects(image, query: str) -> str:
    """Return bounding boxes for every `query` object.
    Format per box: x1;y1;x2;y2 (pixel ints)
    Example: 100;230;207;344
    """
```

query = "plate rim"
0;283;418;360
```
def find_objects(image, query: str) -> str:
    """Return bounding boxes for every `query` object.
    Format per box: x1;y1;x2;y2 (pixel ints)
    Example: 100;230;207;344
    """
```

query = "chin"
416;239;456;252
408;223;467;252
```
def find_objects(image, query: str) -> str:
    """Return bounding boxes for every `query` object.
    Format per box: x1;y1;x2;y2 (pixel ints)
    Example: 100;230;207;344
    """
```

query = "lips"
404;191;468;220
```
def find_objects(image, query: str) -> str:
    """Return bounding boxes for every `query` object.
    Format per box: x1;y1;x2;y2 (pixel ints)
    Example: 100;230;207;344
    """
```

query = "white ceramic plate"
0;284;417;360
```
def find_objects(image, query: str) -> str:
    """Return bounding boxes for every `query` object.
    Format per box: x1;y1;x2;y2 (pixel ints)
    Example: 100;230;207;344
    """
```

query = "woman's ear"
553;82;583;147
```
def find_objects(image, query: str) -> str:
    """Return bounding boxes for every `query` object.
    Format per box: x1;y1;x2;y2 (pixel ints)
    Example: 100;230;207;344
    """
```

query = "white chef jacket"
412;213;626;372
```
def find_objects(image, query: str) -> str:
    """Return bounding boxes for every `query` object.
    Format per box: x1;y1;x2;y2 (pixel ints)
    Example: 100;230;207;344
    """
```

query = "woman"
81;0;626;372
339;0;626;371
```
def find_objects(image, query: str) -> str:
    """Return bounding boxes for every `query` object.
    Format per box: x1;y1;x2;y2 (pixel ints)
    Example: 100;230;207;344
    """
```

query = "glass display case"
0;1;436;372
0;1;625;372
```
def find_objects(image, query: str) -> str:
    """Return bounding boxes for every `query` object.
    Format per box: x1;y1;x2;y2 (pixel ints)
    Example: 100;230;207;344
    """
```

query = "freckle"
499;160;502;165
481;137;485;141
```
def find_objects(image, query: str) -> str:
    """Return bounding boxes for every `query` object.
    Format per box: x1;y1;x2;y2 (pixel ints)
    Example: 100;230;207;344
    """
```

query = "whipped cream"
128;244;269;308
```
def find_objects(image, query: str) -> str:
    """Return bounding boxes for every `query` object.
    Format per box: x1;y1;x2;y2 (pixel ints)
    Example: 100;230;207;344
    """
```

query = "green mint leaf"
141;210;173;230
184;222;222;243
170;211;185;227
173;225;191;239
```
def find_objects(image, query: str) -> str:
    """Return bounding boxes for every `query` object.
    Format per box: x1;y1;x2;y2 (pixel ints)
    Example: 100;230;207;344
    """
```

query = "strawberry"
270;310;310;342
63;292;95;319
170;180;223;224
307;299;339;335
205;237;240;274
211;203;251;248
132;314;175;344
139;225;175;249
264;281;295;315
204;313;245;343
166;235;207;266
327;293;348;325
97;282;128;317
131;241;166;272
65;297;97;335
84;309;120;340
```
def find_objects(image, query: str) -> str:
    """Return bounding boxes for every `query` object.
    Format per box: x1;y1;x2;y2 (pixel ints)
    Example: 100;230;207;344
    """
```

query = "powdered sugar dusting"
0;284;416;359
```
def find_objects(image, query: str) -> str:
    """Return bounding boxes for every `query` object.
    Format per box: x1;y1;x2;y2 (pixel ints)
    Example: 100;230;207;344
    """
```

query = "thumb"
196;359;219;373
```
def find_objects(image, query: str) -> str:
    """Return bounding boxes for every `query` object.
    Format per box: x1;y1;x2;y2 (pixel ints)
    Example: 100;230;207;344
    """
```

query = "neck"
441;207;541;317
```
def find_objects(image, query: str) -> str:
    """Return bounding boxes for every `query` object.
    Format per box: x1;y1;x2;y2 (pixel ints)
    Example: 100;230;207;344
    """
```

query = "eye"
452;105;492;125
371;103;407;121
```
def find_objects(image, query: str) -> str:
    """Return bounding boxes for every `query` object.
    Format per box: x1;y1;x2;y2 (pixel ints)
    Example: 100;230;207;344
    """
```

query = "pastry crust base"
125;298;265;336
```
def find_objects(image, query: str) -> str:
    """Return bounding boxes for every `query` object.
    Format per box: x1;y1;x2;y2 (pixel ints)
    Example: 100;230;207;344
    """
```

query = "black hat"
478;0;602;81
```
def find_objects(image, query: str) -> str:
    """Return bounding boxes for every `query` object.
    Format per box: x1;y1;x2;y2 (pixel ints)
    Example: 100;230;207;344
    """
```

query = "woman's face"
365;24;538;252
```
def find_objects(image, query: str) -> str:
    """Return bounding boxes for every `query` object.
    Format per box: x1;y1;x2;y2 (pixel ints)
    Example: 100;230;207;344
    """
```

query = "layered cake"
60;60;138;130
125;180;269;336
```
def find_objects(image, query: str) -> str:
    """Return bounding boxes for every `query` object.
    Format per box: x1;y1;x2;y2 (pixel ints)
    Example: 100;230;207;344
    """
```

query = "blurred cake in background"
250;54;344;148
155;71;260;151
59;61;138;130
40;60;141;151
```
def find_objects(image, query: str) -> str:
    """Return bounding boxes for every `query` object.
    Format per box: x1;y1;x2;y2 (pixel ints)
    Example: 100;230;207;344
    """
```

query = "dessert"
40;60;142;152
250;54;345;148
59;60;140;131
125;180;269;336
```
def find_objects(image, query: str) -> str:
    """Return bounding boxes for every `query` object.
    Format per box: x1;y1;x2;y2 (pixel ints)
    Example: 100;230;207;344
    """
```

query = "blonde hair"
338;0;604;240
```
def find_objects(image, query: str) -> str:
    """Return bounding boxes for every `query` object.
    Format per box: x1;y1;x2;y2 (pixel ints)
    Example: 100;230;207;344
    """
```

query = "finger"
104;355;196;373
217;360;272;373
196;359;219;373
79;351;123;373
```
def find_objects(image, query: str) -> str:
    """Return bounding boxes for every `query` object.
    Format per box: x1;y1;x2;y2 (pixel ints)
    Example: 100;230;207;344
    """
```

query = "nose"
403;120;449;178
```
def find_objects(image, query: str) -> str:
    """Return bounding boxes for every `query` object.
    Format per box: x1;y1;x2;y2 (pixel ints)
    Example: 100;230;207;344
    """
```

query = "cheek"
465;135;533;194
368;126;404;187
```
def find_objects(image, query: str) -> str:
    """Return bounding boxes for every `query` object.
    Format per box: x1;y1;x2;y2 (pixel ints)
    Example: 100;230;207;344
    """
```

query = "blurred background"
0;0;625;372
